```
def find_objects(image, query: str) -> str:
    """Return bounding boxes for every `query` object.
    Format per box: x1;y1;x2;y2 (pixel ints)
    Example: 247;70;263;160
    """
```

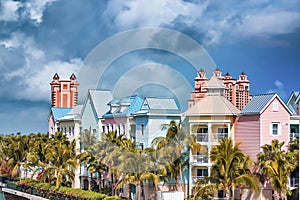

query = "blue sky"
0;0;299;134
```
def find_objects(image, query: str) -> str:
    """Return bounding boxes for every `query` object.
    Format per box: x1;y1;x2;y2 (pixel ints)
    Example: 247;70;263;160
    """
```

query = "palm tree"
210;138;259;200
115;138;165;200
257;139;298;200
190;177;216;200
151;120;202;195
6;133;30;178
26;133;50;179
79;129;96;151
40;132;78;188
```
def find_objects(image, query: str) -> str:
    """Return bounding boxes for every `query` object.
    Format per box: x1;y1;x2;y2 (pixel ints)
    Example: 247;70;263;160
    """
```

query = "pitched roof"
135;97;181;115
103;95;144;117
286;91;300;115
203;75;226;89
241;93;292;115
184;94;240;116
50;107;72;121
87;90;113;118
58;105;83;121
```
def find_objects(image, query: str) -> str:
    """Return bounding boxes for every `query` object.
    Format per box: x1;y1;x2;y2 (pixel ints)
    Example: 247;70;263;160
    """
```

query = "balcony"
191;155;209;163
211;133;229;142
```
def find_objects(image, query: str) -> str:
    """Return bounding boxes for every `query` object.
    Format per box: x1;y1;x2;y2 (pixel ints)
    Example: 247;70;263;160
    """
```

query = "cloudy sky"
0;0;299;134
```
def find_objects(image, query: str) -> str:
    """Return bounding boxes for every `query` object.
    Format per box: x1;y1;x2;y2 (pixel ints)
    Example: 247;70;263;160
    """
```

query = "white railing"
194;132;229;143
191;155;209;163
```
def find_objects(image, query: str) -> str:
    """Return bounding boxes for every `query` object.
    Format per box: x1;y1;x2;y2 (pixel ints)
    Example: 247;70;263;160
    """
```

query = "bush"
16;179;109;200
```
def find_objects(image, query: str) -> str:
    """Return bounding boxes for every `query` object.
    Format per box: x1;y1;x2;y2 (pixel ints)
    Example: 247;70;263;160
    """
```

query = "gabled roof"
287;91;299;105
135;97;181;115
184;94;240;116
241;93;292;115
50;107;72;121
58;105;83;121
286;91;300;115
83;90;113;118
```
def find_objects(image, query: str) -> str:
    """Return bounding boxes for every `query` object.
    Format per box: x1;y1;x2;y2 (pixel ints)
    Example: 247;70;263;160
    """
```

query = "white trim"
260;94;293;115
270;122;281;136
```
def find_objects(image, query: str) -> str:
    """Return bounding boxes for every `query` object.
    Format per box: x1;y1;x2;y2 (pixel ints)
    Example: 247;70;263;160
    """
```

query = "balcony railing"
191;155;209;163
211;133;229;142
194;133;229;143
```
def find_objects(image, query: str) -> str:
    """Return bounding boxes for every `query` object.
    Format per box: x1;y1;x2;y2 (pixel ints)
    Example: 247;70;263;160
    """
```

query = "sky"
0;0;299;134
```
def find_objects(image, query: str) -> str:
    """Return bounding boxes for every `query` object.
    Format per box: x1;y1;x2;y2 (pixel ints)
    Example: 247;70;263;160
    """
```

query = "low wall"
2;188;48;200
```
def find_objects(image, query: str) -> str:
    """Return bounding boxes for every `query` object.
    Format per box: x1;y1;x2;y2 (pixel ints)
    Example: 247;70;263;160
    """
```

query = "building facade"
189;68;251;110
184;75;240;197
50;73;79;108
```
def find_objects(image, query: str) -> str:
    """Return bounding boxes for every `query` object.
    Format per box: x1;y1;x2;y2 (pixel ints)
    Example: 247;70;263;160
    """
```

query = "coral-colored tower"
50;73;79;108
189;68;251;110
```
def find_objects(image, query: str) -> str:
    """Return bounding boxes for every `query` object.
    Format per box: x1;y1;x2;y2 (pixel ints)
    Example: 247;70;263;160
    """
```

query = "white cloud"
0;0;22;21
24;0;57;23
1;32;82;101
18;58;82;101
235;11;300;37
267;80;287;99
105;0;208;30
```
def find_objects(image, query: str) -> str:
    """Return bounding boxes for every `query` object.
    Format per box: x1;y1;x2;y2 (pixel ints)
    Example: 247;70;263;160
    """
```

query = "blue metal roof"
51;107;72;120
103;95;144;117
240;93;275;114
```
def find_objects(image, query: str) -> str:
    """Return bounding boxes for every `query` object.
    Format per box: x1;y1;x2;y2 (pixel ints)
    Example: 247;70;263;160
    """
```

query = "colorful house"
48;107;72;135
133;97;181;148
183;75;240;196
56;105;83;188
102;95;144;139
235;93;292;160
80;89;112;141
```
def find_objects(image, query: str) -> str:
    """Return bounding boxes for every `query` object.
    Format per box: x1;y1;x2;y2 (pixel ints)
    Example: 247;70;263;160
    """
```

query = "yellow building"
183;75;240;196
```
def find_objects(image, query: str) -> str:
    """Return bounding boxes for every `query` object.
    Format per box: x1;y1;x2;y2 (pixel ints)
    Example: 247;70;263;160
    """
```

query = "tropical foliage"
210;138;259;200
257;139;299;200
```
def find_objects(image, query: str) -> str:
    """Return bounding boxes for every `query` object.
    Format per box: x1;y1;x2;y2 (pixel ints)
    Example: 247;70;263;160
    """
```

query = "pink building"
235;93;292;160
189;68;252;110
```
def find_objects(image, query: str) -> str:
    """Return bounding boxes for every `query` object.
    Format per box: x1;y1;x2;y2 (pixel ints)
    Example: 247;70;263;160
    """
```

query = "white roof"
184;94;240;116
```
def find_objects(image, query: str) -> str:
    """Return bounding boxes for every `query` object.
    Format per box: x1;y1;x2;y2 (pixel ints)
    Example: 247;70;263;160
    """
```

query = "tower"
50;73;79;108
189;68;251;110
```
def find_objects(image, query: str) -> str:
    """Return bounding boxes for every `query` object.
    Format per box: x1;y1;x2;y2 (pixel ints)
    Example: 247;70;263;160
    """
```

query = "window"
271;123;281;135
141;124;144;135
273;101;278;112
123;124;126;134
139;143;144;150
197;128;208;133
196;168;208;177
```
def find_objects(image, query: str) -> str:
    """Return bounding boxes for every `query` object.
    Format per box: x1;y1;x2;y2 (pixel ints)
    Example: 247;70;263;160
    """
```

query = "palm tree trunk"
136;182;141;200
179;164;186;198
128;183;132;200
141;181;145;200
98;171;102;192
